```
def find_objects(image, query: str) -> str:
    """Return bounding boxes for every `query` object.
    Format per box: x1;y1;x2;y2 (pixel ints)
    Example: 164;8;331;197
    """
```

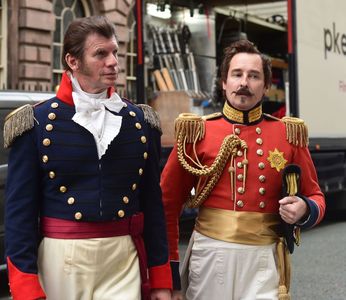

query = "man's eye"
249;74;259;79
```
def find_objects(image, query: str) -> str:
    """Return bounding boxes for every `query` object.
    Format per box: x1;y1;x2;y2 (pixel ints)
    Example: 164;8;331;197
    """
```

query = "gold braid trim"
281;116;309;147
3;104;34;148
177;132;246;208
174;113;205;143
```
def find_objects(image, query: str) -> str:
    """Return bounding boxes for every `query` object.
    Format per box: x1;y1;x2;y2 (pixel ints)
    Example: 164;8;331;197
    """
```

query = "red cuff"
7;257;46;300
149;261;173;289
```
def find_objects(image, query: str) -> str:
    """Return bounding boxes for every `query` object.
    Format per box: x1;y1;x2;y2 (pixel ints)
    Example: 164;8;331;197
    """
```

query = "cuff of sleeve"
7;257;46;300
149;261;172;290
296;195;319;229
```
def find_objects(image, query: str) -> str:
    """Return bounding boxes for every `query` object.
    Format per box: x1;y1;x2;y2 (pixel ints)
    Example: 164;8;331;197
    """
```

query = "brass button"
256;138;263;145
234;128;241;135
143;152;148;159
237;150;243;157
256;127;262;134
259;175;266;182
256;149;264;156
259;187;266;195
51;102;59;109
135;123;142;129
123;196;129;204
236;200;244;208
59;186;67;193
49;171;55;179
237;174;243;181
237;187;245;194
139;168;143;175
132;183;137;191
141;136;147;143
129;111;136;117
74;212;82;220
259;201;266;209
46;124;53;131
48;113;56;120
258;162;265;170
67;197;75;205
43;138;51;146
237;162;243;168
42;155;49;163
118;210;125;218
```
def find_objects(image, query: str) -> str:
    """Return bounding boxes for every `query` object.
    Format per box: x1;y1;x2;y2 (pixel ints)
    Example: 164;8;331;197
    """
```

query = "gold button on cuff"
51;102;59;109
49;171;55;179
259;187;266;195
67;197;75;205
259;201;266;209
75;212;82;220
46;124;53;131
43;138;51;146
258;162;265;169
237;174;243;181
132;183;137;191
123;196;129;204
237;162;243;168
256;149;264;156
42;155;49;163
256;127;262;134
129;111;136;117
234;128;241;135
259;175;266;182
256;138;263;145
143;152;148;159
135;123;142;129
237;187;245;194
139;168;143;175
237;150;243;157
141;136;147;143
59;186;67;193
236;200;244;208
118;210;125;218
48;113;56;120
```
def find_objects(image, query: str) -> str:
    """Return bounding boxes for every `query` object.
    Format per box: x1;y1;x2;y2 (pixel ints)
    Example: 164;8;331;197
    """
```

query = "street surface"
0;218;345;299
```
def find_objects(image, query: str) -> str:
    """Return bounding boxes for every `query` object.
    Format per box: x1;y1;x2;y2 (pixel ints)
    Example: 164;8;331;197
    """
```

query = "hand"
172;290;183;300
279;196;308;224
151;288;172;300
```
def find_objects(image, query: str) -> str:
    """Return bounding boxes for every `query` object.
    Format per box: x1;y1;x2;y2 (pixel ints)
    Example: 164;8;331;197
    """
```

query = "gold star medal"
267;148;287;172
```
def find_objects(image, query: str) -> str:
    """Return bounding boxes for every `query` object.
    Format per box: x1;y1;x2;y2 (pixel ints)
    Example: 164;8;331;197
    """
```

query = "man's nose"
240;75;248;87
106;53;118;66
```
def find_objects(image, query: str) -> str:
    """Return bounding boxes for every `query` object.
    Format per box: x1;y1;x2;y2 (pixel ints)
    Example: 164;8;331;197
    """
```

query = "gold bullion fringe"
137;104;162;134
281;116;309;147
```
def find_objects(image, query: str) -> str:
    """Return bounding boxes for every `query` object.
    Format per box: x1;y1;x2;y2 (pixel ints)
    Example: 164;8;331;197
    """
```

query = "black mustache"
232;87;254;96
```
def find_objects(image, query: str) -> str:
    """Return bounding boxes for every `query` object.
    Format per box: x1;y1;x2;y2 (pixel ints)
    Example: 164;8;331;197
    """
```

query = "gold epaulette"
174;113;205;143
3;104;35;149
281;116;309;147
202;112;222;121
136;104;162;134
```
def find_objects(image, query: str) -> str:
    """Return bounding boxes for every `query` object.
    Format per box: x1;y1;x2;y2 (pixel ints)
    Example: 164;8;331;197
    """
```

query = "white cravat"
70;75;126;159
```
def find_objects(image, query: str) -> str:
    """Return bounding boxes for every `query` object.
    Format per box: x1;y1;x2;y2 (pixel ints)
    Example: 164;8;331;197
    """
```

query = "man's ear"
65;53;79;71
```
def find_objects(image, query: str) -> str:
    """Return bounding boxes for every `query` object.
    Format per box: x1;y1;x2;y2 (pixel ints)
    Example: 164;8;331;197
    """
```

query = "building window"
126;9;137;101
0;0;7;89
52;0;90;90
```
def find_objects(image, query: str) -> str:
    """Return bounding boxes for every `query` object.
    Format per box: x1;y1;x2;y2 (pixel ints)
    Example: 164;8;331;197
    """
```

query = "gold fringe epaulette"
281;116;309;147
174;113;205;143
3;104;35;148
202;112;222;121
137;104;162;134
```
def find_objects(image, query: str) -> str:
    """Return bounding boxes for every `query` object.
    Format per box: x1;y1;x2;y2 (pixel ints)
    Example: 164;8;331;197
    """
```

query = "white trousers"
38;235;141;300
184;231;279;300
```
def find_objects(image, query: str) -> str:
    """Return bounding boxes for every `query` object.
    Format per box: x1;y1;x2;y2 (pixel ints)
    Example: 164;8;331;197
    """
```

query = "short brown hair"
62;15;117;71
220;39;272;88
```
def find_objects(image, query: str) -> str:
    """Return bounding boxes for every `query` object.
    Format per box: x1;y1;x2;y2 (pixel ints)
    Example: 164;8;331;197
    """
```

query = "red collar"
56;72;116;106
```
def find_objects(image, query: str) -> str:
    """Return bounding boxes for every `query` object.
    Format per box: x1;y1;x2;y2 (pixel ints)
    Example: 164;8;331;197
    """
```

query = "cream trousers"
38;235;140;300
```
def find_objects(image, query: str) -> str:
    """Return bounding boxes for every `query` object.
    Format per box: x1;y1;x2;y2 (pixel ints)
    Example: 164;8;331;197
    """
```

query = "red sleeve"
7;257;46;300
149;261;172;289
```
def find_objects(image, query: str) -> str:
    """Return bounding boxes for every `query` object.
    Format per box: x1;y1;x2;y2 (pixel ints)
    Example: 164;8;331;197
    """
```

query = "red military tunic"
161;101;325;288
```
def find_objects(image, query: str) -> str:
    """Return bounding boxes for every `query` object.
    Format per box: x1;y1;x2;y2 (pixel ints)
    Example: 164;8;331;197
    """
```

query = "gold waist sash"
195;206;282;245
195;206;291;299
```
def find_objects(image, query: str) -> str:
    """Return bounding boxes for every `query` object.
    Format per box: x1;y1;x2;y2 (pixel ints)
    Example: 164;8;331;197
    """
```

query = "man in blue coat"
4;15;172;300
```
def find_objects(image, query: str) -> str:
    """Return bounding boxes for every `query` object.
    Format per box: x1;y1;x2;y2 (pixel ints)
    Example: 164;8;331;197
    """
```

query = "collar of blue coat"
222;100;263;125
